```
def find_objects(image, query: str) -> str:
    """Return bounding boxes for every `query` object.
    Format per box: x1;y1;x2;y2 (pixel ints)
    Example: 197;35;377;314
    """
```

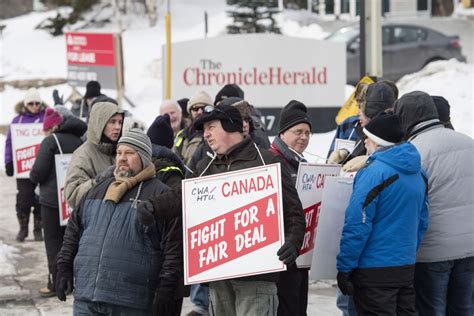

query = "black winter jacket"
56;176;183;310
193;137;306;283
30;116;87;208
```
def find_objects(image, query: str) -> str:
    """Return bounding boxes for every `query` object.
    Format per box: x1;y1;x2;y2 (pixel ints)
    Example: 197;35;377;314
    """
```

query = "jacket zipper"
362;207;367;224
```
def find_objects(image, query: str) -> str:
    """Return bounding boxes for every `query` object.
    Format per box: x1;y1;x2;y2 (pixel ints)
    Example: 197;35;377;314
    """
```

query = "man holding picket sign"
189;104;305;316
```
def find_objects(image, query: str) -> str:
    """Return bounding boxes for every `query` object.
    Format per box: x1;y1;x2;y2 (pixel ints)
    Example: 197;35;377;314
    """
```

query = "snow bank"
0;241;19;277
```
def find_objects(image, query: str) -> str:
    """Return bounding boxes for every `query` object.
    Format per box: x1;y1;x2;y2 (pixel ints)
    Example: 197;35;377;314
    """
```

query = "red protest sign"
10;124;44;178
15;144;40;174
182;164;285;284
300;202;321;255
66;32;115;66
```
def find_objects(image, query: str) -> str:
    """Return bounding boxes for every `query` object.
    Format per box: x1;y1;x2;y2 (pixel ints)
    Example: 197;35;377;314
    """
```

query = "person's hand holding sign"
277;241;298;265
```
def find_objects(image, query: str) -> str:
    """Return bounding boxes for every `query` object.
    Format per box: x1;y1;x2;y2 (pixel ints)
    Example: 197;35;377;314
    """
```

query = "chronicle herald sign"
168;34;346;134
10;123;44;178
295;164;341;268
65;32;123;89
182;164;285;284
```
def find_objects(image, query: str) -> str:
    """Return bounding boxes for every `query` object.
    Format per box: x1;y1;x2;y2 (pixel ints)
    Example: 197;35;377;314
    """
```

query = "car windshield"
326;26;359;43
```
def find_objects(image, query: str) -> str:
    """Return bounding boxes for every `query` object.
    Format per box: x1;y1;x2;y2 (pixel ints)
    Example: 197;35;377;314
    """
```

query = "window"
393;27;427;44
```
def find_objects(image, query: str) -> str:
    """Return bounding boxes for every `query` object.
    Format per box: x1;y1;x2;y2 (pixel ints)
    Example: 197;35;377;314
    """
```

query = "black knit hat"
84;81;101;99
364;82;396;119
394;91;439;135
363;112;403;147
193;104;243;133
177;98;190;117
214;84;245;105
278;100;312;134
147;114;174;149
431;96;453;129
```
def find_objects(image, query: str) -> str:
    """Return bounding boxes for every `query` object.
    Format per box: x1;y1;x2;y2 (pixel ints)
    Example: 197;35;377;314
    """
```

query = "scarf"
104;164;155;203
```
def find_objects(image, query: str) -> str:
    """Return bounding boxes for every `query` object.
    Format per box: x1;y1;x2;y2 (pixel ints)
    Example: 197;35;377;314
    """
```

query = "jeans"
73;300;150;316
336;288;358;316
415;256;474;316
190;284;209;314
209;280;278;316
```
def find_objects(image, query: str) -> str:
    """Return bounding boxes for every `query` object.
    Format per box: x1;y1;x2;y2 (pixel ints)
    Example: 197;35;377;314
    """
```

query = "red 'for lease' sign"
66;32;115;67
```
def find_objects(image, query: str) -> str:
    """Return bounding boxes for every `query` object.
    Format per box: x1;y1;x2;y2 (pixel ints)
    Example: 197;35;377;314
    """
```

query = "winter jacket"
173;127;203;167
337;143;429;273
4;101;46;165
193;136;306;283
57;176;182;310
270;136;306;185
327;115;360;157
29;116;87;208
65;102;124;210
408;122;474;262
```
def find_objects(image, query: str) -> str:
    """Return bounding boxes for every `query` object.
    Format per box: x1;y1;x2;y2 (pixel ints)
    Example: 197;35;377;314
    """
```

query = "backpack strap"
361;174;399;223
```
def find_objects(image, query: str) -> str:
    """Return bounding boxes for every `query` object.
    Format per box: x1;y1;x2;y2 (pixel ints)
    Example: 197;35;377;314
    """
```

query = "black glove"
337;272;354;296
55;268;73;301
154;296;175;316
53;89;64;105
5;162;14;177
137;200;156;226
94;165;115;185
277;241;298;265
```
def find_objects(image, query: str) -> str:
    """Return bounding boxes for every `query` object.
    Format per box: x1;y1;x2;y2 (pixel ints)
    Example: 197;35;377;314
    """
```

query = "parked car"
327;23;467;84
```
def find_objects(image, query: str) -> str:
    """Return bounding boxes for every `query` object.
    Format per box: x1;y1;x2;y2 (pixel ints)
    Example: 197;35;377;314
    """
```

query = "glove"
55;268;73;301
137;200;156;226
337;271;354;296
94;165;115;185
328;149;350;164
277;241;298;265
342;155;369;172
154;296;175;316
52;89;64;105
5;162;14;177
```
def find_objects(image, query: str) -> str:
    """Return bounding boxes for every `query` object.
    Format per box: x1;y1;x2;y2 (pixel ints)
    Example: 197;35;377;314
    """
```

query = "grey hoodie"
65;102;124;209
395;91;474;262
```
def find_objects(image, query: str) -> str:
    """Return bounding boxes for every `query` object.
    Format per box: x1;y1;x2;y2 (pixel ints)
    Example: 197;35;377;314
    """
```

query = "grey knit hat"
117;128;153;167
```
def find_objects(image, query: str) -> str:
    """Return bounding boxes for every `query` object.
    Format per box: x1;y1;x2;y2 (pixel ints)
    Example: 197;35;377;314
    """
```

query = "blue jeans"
336;288;358;316
73;299;150;316
414;256;474;316
190;284;209;314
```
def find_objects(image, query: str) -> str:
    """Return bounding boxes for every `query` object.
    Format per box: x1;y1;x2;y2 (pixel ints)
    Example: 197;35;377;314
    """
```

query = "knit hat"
193;104;243;133
214;84;245;105
84;81;101;99
118;128;153;167
187;90;213;112
278;100;312;134
43;107;63;131
394;91;439;135
24;88;42;106
363;82;396;119
431;96;453;129
363;112;403;147
147;114;174;149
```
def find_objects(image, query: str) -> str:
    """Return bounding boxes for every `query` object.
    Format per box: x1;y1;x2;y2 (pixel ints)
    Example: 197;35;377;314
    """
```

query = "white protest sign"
55;154;73;226
295;164;341;268
182;163;285;285
335;138;356;153
310;177;353;280
10;123;44;178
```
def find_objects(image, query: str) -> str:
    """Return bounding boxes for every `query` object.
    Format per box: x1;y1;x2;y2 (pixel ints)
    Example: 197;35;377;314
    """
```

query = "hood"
14;100;47;115
394;91;439;137
57;116;87;137
370;142;421;175
86;102;124;145
151;144;186;172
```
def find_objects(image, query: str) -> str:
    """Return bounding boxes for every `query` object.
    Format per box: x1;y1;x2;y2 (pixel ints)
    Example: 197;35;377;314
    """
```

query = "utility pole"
360;0;383;80
165;0;171;99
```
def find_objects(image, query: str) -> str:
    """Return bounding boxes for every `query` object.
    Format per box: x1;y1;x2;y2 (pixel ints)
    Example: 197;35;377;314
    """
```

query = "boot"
33;214;43;241
16;214;29;242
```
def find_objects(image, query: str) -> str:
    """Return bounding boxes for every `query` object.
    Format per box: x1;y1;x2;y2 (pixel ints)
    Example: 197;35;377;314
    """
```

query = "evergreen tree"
226;0;281;34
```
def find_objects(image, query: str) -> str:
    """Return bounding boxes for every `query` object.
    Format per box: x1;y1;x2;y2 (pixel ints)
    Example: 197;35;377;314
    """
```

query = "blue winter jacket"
337;143;429;273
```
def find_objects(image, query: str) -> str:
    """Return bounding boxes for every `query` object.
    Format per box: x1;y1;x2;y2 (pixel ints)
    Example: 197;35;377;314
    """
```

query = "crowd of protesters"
3;79;473;316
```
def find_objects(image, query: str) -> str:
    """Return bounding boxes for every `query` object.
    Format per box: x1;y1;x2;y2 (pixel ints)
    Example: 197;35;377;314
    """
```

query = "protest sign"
310;177;353;280
295;164;341;268
10;123;44;178
182;163;285;284
55;154;73;226
335;138;356;153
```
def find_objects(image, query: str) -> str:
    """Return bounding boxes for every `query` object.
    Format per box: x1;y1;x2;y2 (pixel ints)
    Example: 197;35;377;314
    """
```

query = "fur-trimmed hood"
14;100;47;115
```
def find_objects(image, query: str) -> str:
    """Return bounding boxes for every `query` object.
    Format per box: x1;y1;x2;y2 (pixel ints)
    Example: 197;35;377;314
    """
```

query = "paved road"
0;172;339;315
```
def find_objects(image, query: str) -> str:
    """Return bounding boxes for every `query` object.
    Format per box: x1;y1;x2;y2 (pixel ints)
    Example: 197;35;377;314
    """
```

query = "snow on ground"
0;241;19;277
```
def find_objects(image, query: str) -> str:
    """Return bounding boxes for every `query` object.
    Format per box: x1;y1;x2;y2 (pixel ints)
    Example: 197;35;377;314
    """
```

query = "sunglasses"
190;105;205;112
203;105;235;124
27;102;41;107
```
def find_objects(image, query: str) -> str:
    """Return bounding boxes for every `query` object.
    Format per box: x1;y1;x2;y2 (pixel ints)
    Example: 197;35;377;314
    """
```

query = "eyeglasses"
27;102;41;107
288;128;311;138
203;105;235;124
190;105;205;112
